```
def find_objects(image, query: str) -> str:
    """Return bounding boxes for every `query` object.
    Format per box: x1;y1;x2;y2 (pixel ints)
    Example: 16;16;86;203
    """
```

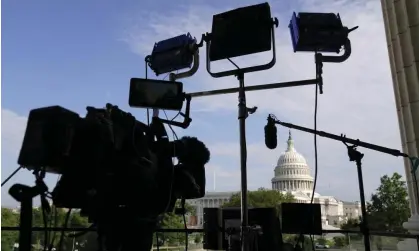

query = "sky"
1;0;406;207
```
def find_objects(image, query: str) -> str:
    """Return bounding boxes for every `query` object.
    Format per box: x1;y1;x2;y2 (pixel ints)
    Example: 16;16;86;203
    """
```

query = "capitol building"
187;132;362;228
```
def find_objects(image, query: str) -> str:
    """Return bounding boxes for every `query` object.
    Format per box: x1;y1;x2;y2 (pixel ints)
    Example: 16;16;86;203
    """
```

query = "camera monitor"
281;202;322;235
129;78;184;111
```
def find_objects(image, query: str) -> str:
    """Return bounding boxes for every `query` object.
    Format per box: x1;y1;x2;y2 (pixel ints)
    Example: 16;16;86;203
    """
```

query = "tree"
367;172;410;232
158;200;194;245
194;233;202;244
1;208;20;251
333;236;347;248
341;218;360;230
341;218;362;241
222;188;295;214
317;237;327;245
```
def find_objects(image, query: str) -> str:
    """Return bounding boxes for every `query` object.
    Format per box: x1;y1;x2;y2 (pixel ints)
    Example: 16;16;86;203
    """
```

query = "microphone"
265;115;277;149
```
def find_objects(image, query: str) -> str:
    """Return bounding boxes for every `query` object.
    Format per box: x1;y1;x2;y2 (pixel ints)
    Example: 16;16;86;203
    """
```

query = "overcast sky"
1;0;406;207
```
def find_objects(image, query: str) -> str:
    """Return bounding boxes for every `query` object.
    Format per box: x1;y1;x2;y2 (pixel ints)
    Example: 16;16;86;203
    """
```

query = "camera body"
17;104;209;221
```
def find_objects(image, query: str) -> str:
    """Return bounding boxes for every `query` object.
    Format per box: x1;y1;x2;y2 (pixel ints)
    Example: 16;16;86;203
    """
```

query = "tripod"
9;183;47;251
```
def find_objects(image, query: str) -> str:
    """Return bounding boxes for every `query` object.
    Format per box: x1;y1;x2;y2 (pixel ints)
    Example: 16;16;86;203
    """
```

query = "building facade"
380;1;419;250
187;191;235;227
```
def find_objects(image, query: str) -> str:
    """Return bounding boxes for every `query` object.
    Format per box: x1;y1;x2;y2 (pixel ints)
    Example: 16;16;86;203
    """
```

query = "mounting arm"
267;114;408;158
154;94;192;129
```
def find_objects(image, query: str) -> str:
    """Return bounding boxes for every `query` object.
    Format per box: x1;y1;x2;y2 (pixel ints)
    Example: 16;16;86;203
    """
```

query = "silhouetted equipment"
265;114;414;251
203;208;223;249
203;207;281;251
281;203;322;235
129;78;184;111
200;3;279;251
209;3;273;61
264;115;277;149
15;103;210;251
289;12;357;53
148;33;197;76
288;12;357;94
18;104;210;207
265;114;409;158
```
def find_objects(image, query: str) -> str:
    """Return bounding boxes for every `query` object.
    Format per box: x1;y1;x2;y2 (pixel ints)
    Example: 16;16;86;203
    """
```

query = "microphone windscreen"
265;121;277;149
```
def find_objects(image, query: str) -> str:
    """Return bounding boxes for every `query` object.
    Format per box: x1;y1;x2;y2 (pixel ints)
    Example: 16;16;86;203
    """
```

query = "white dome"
276;131;309;167
277;131;307;165
271;131;314;193
277;148;307;165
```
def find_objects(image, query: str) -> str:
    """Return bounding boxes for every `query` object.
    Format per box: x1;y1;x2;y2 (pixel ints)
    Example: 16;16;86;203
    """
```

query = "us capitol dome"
271;131;314;195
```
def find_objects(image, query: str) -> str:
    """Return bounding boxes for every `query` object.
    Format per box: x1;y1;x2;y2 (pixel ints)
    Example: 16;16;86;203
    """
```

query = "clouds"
2;109;28;156
119;0;406;201
0;0;406;204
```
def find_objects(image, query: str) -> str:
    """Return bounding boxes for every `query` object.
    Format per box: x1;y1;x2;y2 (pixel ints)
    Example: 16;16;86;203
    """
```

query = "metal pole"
353;152;371;251
19;194;33;251
188;79;317;98
237;73;249;251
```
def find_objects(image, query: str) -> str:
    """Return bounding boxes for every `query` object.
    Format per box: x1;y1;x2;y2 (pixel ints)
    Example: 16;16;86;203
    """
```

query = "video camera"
10;77;209;251
17;95;209;222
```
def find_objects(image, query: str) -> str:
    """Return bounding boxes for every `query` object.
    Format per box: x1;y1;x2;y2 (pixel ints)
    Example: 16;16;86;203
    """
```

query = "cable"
308;77;320;251
295;82;319;251
145;56;150;126
163;110;188;251
163;110;179;140
1;166;22;187
158;110;177;215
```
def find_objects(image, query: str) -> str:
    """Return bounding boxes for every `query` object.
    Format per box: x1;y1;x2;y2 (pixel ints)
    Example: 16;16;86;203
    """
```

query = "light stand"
344;143;371;251
202;4;278;250
267;114;412;251
9;181;48;251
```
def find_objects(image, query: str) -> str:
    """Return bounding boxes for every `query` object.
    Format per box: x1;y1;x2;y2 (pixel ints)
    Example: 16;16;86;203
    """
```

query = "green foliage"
367;172;410;232
194;233;202;244
341;218;362;240
2;199;195;250
222;188;295;214
370;236;399;250
157;200;195;245
282;235;314;251
1;207;90;251
2;208;19;251
341;218;359;230
317;237;327;245
333;236;348;248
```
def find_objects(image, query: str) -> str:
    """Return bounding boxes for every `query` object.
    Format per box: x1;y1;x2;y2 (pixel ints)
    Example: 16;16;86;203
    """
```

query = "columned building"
187;191;235;227
381;1;419;250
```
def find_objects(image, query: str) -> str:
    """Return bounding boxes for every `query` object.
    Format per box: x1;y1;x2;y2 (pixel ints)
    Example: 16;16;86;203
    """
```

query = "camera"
17;103;209;218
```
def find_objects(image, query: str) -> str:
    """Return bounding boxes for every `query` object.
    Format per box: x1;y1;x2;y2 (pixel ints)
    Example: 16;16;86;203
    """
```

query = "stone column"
381;0;419;250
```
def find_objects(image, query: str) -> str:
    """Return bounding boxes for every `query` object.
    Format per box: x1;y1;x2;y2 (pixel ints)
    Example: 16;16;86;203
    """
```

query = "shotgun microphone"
264;115;277;149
